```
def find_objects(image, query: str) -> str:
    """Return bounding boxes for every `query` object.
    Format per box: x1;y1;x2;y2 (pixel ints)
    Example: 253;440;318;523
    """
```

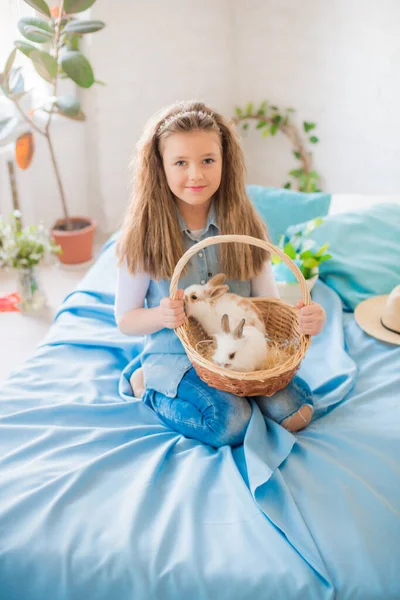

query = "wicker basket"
170;234;312;397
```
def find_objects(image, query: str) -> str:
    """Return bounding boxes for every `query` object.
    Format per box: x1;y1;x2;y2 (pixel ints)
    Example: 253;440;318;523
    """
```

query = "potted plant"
0;0;105;264
272;218;332;305
0;211;61;312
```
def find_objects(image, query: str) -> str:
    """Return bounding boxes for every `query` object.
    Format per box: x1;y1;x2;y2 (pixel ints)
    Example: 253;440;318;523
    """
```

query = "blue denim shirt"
141;202;251;397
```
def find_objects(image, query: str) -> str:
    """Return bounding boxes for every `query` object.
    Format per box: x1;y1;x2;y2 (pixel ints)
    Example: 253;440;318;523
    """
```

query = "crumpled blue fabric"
0;240;399;600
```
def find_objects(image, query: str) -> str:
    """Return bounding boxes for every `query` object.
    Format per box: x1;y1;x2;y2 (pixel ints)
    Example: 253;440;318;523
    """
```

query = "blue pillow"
246;185;331;245
286;203;400;310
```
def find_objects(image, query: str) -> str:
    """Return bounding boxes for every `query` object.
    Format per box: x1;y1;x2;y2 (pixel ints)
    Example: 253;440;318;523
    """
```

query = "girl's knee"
211;396;252;447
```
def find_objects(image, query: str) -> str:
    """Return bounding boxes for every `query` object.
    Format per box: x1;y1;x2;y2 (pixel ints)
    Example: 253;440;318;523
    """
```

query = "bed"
0;194;399;600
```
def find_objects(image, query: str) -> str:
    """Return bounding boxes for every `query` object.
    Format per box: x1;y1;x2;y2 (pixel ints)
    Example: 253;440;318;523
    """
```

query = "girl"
115;100;326;448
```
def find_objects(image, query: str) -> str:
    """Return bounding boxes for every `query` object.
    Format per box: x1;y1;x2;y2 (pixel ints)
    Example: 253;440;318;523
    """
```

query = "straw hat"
354;285;400;345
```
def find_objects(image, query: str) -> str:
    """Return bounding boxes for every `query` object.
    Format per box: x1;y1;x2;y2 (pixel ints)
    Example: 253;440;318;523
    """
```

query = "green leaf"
318;254;332;263
0;117;13;132
300;265;312;280
300;173;308;188
272;114;281;125
303;121;316;133
256;120;267;129
289;168;304;177
262;127;270;137
300;250;314;260
8;68;25;97
18;17;53;43
293;151;301;160
309;136;319;144
15;40;37;57
65;34;81;51
22;0;51;18
235;106;242;117
67;110;85;120
270;123;278;135
0;76;7;96
4;49;17;82
54;94;80;116
0;117;19;142
271;255;282;265
302;258;319;268
245;102;253;116
24;25;54;42
316;243;329;257
257;100;267;116
286;107;295;113
64;19;105;34
242;122;249;130
64;0;97;14
30;49;57;82
306;217;323;233
309;170;319;180
60;50;94;87
284;242;296;259
283;182;291;189
270;105;278;111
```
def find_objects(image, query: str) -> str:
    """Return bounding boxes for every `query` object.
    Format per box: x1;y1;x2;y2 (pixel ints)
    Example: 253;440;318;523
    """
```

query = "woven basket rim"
169;234;311;383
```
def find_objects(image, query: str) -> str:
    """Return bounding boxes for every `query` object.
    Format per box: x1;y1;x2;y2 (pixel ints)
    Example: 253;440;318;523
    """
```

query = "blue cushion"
286;203;400;310
246;185;331;245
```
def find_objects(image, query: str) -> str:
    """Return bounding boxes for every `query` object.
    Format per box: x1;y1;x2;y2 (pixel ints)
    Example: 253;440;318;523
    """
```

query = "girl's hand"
296;301;326;336
159;289;186;329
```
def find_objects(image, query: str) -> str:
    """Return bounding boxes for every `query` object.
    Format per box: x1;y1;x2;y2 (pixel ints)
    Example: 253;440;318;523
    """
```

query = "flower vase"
16;266;47;312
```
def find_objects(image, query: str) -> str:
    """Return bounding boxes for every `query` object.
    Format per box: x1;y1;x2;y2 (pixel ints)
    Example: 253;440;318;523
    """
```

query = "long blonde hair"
116;100;270;280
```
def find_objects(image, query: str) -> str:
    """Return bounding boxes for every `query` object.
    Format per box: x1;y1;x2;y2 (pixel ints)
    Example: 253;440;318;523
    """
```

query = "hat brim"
354;295;400;346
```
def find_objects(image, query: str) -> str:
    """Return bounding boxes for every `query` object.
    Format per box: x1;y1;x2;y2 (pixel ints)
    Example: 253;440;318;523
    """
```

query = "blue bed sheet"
0;239;399;600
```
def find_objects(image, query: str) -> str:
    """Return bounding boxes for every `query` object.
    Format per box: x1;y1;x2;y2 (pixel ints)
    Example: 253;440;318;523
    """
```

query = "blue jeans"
142;368;314;448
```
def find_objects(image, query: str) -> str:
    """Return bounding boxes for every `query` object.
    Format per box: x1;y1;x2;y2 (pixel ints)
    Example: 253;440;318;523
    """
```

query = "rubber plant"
233;101;322;193
0;0;105;263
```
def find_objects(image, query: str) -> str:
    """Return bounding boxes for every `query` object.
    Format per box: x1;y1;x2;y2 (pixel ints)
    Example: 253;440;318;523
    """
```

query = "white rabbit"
184;274;265;336
212;314;268;372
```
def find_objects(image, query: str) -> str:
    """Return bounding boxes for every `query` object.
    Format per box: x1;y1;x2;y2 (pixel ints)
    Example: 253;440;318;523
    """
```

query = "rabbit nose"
224;363;231;368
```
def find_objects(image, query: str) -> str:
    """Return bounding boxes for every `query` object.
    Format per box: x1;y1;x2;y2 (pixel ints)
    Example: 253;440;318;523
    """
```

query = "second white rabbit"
212;314;268;372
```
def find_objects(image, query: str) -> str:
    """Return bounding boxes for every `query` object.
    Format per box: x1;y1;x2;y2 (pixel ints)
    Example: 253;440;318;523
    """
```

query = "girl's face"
161;130;222;208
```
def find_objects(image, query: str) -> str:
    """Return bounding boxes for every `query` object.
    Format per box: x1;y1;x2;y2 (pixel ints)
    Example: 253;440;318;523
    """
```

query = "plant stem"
46;0;64;134
7;160;20;210
45;0;72;230
46;131;70;224
14;99;45;136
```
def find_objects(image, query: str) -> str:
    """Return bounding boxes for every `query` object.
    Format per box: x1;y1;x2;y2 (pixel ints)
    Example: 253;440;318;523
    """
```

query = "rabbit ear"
233;318;245;339
207;274;227;288
208;285;229;302
221;314;230;334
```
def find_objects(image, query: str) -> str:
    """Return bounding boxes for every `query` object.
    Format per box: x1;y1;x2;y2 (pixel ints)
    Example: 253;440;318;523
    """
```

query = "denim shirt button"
201;279;206;285
198;252;203;258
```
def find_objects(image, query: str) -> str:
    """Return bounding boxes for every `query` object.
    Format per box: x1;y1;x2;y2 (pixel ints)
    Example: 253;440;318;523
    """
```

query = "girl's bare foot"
281;404;313;432
130;367;145;398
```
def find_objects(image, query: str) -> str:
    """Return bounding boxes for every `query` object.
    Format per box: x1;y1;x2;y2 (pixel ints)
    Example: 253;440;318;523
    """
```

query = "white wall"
236;0;400;195
1;0;400;234
84;0;236;232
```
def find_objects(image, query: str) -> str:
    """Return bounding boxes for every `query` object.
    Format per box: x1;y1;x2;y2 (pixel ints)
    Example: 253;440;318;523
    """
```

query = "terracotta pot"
51;216;96;265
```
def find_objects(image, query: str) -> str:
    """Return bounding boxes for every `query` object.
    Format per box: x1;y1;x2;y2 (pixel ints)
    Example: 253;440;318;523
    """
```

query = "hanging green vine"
233;101;322;193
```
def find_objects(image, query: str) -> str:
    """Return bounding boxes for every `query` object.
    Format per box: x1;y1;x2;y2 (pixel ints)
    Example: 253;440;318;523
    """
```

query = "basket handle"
169;234;312;306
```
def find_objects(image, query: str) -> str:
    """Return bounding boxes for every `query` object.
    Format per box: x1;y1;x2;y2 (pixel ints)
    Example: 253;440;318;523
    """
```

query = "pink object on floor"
0;292;22;312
